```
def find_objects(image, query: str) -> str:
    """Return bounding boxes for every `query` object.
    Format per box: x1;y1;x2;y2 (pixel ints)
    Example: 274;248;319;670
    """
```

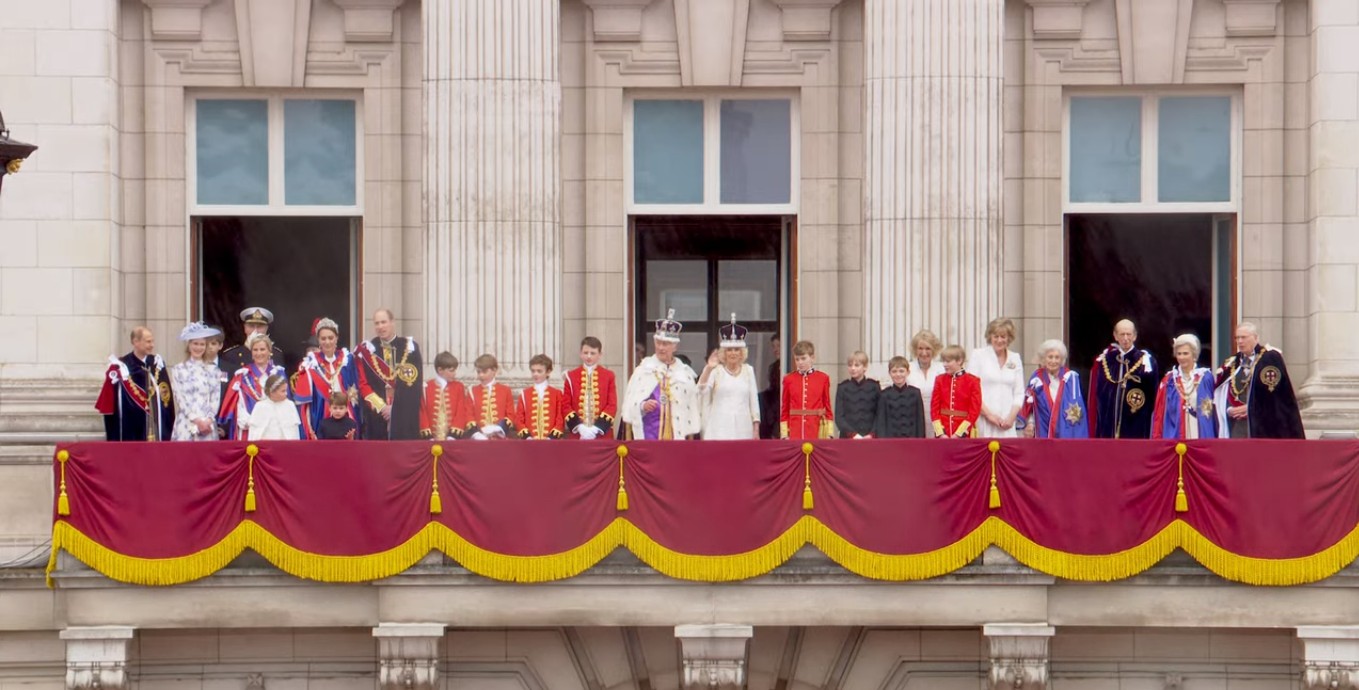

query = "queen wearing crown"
696;314;761;440
622;309;701;440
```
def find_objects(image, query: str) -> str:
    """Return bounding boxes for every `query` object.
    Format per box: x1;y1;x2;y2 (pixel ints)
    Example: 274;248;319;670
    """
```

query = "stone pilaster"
61;626;135;690
423;0;561;377
1298;626;1359;689
1298;0;1359;434
862;0;1005;362
984;623;1054;690
374;623;445;690
674;624;753;689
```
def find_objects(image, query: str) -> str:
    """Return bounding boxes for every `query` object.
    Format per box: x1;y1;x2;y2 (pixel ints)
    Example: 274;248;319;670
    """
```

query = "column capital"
373;623;446;690
61;626;135;690
675;624;754;689
984;623;1055;690
1299;627;1359;690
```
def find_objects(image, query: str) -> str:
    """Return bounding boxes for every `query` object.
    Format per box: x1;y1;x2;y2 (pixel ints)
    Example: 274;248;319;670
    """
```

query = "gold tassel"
616;445;629;511
1175;442;1189;513
802;442;815;510
430;444;444;515
244;444;258;513
56;449;71;516
987;441;1001;509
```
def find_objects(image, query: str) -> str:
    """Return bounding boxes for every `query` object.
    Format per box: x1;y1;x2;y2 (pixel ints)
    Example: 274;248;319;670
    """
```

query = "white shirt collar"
534;381;548;395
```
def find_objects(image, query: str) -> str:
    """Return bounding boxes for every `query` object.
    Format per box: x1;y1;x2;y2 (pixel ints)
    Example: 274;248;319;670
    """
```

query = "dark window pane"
1067;214;1217;382
198;216;356;371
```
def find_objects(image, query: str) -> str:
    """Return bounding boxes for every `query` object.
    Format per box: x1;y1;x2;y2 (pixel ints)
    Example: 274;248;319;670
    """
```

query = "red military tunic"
514;385;569;440
420;378;470;439
563;365;618;438
780;369;834;439
931;371;982;438
466;382;516;436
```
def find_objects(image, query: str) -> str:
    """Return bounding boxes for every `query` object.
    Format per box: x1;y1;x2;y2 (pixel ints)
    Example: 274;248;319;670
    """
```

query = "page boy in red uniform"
931;345;982;438
420;351;470;440
515;354;569;440
564;336;617;440
780;340;834;439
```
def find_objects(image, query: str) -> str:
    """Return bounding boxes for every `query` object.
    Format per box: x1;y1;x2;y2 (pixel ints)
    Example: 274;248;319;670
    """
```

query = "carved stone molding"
1113;0;1194;84
767;0;847;41
675;624;753;689
331;0;408;42
1299;627;1359;690
233;0;313;87
984;623;1055;690
140;0;216;41
1024;0;1094;40
61;626;135;690
1220;0;1282;37
374;623;445;690
580;0;655;42
674;0;750;86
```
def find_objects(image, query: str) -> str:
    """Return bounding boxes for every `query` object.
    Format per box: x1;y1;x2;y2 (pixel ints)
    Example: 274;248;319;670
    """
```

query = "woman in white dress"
697;316;761;440
170;322;223;441
905;329;946;414
970;317;1026;438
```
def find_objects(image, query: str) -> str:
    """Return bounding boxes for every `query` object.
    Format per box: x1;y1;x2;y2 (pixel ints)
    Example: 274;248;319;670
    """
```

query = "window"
1065;92;1238;211
190;94;362;214
189;93;362;364
627;94;799;214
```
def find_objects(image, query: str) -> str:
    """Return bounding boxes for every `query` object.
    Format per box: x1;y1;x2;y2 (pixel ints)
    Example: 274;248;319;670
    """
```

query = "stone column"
862;0;1005;362
1298;0;1359;434
61;626;135;690
984;623;1054;690
424;0;561;377
674;624;753;689
1298;626;1359;689
373;623;445;690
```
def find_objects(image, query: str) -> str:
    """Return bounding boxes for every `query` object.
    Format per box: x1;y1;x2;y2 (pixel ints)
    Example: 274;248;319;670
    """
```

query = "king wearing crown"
622;309;701;440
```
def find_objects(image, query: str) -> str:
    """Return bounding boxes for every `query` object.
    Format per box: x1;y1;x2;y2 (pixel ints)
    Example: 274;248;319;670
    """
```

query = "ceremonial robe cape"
95;353;175;441
217;362;287;440
292;348;360;440
1021;368;1089;439
781;369;834;440
1213;345;1305;439
420;378;470;440
622;356;700;440
514;385;569;439
1151;367;1218;440
355;336;424;440
563;365;618;437
1088;345;1159;439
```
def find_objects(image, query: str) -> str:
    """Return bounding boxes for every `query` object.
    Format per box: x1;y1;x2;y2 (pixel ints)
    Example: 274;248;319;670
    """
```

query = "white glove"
578;426;599;440
853;434;867;440
482;425;505;438
471;431;488;441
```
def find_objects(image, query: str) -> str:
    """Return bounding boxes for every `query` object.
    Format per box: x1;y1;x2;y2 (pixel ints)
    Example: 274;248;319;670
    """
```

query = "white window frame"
1062;89;1241;214
625;91;800;215
188;92;365;217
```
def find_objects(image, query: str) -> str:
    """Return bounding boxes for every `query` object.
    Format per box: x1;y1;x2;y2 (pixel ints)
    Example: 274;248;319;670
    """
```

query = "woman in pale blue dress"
170;322;223;441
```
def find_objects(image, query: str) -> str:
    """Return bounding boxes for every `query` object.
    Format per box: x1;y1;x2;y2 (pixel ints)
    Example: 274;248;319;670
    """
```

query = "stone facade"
5;0;1359;687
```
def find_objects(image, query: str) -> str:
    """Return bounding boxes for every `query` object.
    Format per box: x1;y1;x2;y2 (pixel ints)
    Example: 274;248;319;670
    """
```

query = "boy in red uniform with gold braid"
420;351;470;440
780;340;835;439
514;354;569;439
466;354;515;440
930;345;982;438
564;336;617;440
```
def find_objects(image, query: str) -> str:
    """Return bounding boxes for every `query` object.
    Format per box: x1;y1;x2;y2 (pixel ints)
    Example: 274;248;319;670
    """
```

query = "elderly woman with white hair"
1020;339;1089;439
1152;333;1217;440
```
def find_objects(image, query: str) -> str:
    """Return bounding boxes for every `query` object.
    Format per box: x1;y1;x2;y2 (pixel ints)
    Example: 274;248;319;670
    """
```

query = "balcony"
10;439;1359;688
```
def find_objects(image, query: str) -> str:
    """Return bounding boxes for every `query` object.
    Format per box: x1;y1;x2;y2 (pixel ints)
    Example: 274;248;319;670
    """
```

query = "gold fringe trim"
46;517;1359;587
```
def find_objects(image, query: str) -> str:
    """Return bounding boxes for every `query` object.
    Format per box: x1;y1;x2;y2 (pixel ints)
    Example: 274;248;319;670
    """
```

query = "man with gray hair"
1087;319;1159;439
1213;322;1304;439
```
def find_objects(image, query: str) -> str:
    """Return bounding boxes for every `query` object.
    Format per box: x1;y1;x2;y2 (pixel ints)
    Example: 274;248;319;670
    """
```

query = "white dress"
969;347;1026;438
699;364;761;440
244;397;302;440
905;359;945;418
